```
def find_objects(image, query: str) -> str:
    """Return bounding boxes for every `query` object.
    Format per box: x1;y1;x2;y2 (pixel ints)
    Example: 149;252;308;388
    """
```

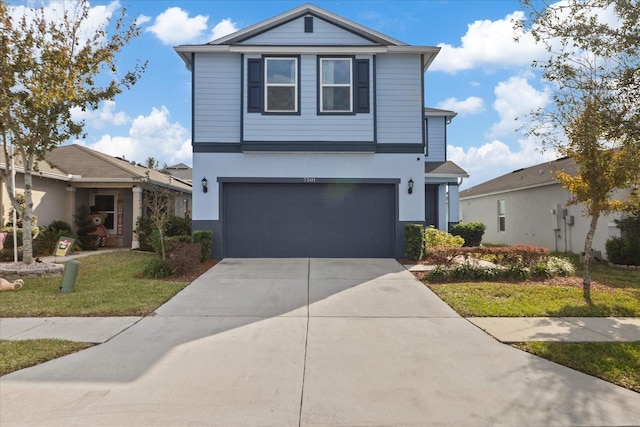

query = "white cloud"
71;100;130;129
9;1;120;47
487;75;550;138
436;96;485;116
430;11;545;74
79;106;191;167
136;15;151;26
146;7;209;45
449;137;559;188
210;18;238;41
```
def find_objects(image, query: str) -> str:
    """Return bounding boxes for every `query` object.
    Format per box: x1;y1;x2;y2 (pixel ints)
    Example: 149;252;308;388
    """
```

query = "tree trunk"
582;213;600;304
21;169;34;265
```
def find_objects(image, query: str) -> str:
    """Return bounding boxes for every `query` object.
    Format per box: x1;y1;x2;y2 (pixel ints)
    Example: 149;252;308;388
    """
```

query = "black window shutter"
247;58;262;113
355;59;370;113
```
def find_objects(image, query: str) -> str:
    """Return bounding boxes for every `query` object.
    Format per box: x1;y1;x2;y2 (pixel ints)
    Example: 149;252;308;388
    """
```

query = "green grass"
0;339;94;376
427;282;640;317
514;342;640;393
0;251;188;317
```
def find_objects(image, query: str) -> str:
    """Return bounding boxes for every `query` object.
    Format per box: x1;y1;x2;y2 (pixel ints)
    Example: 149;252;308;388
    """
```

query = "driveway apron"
1;258;639;427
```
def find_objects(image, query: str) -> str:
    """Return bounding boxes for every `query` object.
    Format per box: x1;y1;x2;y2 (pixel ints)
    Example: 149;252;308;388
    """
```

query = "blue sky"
7;0;561;188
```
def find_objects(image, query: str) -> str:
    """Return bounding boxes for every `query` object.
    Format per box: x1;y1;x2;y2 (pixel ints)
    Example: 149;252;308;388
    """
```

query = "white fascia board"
175;44;440;70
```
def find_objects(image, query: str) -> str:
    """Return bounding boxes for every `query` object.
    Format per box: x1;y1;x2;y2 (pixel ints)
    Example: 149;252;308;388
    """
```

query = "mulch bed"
167;258;219;283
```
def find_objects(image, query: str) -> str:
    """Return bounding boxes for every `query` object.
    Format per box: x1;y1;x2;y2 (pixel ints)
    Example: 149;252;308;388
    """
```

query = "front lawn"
514;341;640;393
0;339;94;376
0;251;189;317
427;281;640;317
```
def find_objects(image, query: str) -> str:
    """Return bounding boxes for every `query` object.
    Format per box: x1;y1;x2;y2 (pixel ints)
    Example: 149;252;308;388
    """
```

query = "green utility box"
59;260;80;293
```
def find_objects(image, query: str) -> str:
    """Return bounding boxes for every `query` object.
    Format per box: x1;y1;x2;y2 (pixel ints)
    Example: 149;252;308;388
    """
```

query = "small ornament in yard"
0;278;24;291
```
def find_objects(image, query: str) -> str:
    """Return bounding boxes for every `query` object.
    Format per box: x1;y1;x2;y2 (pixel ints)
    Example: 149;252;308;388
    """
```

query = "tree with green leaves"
0;0;146;264
517;0;640;295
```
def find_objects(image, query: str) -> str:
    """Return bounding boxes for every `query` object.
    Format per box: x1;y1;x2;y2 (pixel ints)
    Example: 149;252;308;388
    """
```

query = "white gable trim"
211;4;407;46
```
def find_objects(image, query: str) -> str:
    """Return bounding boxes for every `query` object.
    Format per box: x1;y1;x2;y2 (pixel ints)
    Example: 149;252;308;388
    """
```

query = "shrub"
606;214;640;266
405;224;425;261
165;240;201;276
192;230;213;261
74;205;99;251
135;216;154;251
424;226;464;249
142;257;172;279
33;225;80;256
165;216;191;237
449;222;486;247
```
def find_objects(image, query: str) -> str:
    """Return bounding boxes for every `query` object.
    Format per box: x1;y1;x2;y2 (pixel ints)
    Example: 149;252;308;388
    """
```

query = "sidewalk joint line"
298;258;311;427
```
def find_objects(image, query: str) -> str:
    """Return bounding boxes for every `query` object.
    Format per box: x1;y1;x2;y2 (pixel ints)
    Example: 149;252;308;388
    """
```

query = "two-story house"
175;3;467;258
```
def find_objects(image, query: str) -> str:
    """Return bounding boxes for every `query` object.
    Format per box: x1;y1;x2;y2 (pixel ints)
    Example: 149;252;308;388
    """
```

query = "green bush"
425;226;465;249
606;236;640;266
192;229;213;261
405;224;424;261
165;240;201;276
165;216;191;237
606;214;640;266
142;257;172;279
449;222;486;247
34;225;80;256
135;216;154;251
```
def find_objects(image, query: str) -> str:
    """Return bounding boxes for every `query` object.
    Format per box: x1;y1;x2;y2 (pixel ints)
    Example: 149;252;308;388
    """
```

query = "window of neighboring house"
264;57;298;113
93;194;115;231
320;58;352;112
498;199;506;232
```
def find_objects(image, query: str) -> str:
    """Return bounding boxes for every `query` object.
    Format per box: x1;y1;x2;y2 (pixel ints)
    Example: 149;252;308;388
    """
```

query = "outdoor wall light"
202;177;208;193
408;178;414;194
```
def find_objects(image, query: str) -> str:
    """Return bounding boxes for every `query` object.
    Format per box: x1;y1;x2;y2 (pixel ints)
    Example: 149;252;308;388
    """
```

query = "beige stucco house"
1;144;192;249
459;156;632;259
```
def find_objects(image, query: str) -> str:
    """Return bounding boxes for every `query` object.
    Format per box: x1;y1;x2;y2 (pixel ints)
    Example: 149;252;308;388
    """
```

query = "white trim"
264;57;298;113
320;58;352;113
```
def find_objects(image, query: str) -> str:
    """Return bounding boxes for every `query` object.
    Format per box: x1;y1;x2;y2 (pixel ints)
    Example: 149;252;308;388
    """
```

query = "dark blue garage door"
223;183;395;257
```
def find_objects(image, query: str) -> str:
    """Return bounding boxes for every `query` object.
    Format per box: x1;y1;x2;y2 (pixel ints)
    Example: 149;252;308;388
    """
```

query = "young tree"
141;173;178;262
0;1;146;264
517;0;640;294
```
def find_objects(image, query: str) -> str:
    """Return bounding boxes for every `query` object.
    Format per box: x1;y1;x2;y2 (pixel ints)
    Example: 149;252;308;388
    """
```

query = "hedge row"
424;245;550;268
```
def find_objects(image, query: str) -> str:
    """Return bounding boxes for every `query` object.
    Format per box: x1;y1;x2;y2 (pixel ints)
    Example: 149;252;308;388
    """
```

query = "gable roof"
174;3;440;71
460;156;577;199
163;163;193;182
43;145;191;192
212;3;405;46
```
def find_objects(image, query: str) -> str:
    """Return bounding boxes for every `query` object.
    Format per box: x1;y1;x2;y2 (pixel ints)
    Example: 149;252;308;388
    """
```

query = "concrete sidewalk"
2;315;639;343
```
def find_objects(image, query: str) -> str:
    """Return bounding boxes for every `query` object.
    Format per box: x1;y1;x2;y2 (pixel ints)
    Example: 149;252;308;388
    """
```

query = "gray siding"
239;15;377;45
376;54;423;144
243;54;374;142
426;117;446;161
193;53;241;143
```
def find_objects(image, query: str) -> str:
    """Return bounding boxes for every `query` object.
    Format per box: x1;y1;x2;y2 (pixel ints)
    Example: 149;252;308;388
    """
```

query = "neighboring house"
459;156;632;258
175;3;467;258
0;144;192;249
163;163;193;183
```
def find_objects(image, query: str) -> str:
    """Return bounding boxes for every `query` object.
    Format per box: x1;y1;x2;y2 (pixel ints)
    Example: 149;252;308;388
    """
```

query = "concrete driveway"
1;258;639;426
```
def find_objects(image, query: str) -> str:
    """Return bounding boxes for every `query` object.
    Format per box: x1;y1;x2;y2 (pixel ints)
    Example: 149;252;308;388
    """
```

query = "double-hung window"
264;57;298;113
498;199;506;232
320;58;352;113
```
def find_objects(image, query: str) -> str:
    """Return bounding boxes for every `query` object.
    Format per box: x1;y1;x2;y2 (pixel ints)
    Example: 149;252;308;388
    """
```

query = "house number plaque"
303;177;316;183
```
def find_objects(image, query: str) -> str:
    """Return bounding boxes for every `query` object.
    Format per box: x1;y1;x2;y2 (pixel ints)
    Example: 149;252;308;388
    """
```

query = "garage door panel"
223;183;394;257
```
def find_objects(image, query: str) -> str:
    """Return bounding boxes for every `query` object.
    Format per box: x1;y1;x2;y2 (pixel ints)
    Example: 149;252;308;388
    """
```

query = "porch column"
438;184;448;232
65;186;76;226
448;184;460;225
131;186;142;249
